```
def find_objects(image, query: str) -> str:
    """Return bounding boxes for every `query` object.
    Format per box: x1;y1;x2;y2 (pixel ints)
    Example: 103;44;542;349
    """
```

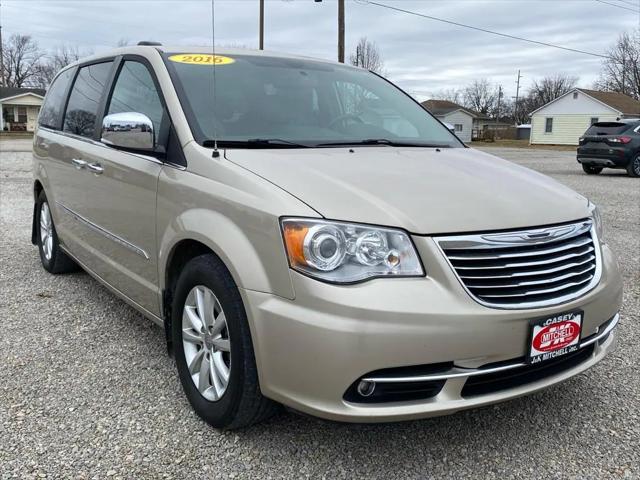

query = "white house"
530;88;640;145
421;100;475;142
0;87;46;132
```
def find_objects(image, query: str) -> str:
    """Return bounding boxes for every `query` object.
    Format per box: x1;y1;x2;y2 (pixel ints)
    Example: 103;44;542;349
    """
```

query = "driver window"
334;80;419;138
107;61;165;132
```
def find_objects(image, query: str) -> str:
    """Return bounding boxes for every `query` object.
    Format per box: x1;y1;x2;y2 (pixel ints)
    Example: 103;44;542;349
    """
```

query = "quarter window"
545;118;553;133
107;61;165;133
39;68;75;129
63;61;113;138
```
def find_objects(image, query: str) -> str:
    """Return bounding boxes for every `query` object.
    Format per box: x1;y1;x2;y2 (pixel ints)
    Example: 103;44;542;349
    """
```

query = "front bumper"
242;239;623;422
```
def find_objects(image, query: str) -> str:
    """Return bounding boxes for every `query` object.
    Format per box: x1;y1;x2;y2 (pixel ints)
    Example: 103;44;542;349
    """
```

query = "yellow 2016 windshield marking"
168;54;235;65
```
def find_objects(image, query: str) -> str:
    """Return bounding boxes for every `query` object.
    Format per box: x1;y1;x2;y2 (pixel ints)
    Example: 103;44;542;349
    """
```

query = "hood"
226;147;589;234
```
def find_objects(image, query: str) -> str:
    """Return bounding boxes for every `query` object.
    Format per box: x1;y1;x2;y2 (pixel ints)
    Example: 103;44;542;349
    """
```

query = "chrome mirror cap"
101;112;154;151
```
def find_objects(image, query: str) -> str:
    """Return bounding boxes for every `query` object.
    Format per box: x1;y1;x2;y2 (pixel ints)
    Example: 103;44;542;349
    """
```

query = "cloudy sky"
2;0;638;100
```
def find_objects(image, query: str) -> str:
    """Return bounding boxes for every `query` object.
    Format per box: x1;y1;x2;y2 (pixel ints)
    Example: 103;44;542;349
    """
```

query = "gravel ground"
1;139;639;479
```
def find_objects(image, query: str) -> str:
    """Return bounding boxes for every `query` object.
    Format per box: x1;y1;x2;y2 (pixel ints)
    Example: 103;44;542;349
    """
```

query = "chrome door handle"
86;163;104;174
71;158;87;169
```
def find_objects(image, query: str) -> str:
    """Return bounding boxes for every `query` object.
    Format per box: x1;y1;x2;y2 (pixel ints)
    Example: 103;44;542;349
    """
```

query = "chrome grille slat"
435;221;602;309
458;256;596;279
445;236;592;260
451;247;594;270
466;265;596;289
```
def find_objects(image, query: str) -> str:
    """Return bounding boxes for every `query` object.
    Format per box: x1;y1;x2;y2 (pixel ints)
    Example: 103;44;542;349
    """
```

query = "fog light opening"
357;380;376;397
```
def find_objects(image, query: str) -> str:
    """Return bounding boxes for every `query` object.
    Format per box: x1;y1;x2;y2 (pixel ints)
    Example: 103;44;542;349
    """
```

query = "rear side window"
585;122;630;136
63;62;113;138
38;68;74;129
107;61;166;132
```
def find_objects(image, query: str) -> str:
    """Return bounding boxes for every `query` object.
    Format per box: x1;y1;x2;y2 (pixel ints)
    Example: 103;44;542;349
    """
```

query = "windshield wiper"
316;139;450;148
202;138;312;149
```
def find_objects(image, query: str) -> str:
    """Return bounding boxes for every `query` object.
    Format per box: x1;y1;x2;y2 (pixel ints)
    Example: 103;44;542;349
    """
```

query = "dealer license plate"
527;311;583;364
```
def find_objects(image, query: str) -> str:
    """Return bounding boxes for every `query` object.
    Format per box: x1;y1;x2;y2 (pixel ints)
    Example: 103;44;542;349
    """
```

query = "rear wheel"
172;254;279;429
582;164;603;175
35;191;78;274
627;154;640;177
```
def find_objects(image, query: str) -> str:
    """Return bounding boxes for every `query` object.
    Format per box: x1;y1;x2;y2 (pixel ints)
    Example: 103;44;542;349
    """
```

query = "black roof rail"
137;41;162;46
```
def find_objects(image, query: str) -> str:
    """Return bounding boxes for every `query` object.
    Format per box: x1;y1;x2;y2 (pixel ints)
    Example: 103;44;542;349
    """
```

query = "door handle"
71;158;87;169
86;163;104;174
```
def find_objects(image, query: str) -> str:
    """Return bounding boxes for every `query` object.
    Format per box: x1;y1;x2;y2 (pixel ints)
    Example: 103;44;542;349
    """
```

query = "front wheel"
627;154;640;177
172;254;279;429
582;164;603;175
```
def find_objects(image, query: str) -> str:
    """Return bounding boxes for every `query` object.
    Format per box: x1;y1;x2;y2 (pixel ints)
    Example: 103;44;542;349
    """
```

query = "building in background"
530;89;640;146
421;99;475;142
0;87;46;132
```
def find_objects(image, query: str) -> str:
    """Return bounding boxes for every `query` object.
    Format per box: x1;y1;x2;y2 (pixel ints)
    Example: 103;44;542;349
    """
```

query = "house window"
545;117;553;133
590;117;599;125
17;106;27;124
573;92;578;99
454;123;463;132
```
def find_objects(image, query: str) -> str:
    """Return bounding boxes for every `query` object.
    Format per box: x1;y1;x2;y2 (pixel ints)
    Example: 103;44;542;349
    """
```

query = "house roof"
530;88;640;116
421;99;478;117
577;89;640;115
0;87;46;101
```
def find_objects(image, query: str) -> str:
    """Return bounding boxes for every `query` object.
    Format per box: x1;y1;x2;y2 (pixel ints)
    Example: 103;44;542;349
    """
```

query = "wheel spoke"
211;311;226;336
195;288;210;328
183;306;203;333
46;237;53;258
203;289;216;330
182;328;201;344
188;348;205;375
212;338;230;352
212;352;230;384
210;352;225;396
198;353;212;394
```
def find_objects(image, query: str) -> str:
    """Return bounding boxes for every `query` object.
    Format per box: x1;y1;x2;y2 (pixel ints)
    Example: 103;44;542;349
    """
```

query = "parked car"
577;119;640;177
33;46;623;429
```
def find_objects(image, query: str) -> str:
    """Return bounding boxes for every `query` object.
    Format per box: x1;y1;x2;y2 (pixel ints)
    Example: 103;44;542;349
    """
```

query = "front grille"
436;221;601;309
461;344;595;397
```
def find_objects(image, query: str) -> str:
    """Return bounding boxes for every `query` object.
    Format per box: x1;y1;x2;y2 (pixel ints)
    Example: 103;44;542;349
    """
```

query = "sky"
1;0;638;101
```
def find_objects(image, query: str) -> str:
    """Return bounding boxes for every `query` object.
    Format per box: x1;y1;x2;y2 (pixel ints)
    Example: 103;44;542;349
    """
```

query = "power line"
594;0;640;13
360;1;613;60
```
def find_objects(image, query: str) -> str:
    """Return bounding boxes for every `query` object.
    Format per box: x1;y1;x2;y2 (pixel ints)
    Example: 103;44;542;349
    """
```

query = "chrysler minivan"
32;45;623;429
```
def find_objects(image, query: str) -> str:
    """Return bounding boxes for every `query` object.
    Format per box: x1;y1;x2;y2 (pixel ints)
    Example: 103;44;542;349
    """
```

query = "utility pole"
338;0;345;63
513;70;522;126
495;85;503;127
259;0;264;50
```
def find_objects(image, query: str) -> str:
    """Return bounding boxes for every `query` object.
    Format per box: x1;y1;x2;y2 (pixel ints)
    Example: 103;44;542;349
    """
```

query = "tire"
35;190;79;274
172;254;279;429
582;164;603;175
627;154;640;177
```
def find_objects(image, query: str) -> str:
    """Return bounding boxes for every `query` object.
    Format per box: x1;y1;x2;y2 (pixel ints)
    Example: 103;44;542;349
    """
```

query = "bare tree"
463;79;497;115
521;74;578;116
349;37;384;73
37;45;89;87
1;34;46;88
594;30;640;100
433;88;463;104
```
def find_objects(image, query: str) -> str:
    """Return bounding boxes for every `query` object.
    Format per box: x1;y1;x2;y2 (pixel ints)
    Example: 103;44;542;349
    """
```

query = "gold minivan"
32;45;623;429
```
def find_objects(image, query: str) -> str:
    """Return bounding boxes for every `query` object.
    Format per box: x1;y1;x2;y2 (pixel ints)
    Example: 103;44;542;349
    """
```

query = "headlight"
281;218;424;283
588;201;605;243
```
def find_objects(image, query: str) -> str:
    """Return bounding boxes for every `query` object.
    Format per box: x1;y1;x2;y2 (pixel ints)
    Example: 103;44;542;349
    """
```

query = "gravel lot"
1;139;639;479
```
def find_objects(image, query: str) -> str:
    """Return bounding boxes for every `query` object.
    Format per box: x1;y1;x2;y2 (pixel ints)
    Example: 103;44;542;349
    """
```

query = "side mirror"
101;112;154;151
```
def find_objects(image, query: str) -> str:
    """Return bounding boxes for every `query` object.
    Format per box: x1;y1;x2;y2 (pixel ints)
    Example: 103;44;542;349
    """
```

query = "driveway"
1;141;638;479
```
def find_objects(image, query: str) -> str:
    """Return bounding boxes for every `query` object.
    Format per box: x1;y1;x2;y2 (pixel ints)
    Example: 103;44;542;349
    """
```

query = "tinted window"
164;53;461;148
38;68;74;129
107;61;165;132
63;62;113;138
585;122;631;136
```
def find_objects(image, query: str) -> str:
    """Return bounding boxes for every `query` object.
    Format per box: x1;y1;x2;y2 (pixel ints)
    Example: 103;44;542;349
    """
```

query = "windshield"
163;53;462;148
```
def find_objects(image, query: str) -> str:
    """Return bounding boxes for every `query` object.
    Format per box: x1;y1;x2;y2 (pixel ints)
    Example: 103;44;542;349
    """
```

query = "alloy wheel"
40;202;54;261
634;156;640;176
182;285;231;401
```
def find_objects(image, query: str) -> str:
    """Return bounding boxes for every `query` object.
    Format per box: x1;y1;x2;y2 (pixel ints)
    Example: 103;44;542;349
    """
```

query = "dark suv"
577;119;640;177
